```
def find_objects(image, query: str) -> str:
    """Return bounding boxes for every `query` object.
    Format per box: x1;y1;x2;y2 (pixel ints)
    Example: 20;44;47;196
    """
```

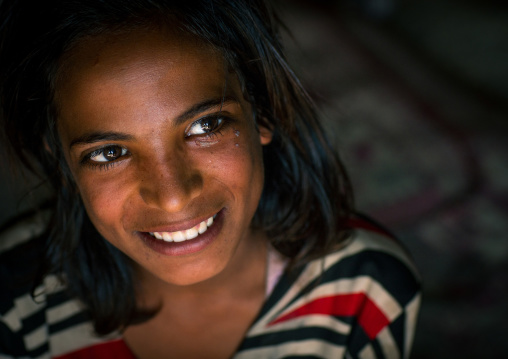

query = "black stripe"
21;308;46;335
48;287;79;307
0;234;45;296
343;315;395;359
238;326;347;351
0;320;28;356
371;336;386;359
344;317;370;357
49;309;91;334
388;312;406;354
26;341;51;358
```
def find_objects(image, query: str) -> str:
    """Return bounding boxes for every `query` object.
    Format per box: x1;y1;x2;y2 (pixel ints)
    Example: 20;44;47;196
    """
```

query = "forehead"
57;25;224;80
55;27;227;108
53;26;241;137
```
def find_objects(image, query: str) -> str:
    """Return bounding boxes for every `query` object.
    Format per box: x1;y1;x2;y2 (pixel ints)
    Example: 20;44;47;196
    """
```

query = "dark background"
278;0;508;357
1;0;507;357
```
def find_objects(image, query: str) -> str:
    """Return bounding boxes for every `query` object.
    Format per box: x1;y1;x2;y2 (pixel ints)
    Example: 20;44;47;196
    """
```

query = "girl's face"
55;27;272;287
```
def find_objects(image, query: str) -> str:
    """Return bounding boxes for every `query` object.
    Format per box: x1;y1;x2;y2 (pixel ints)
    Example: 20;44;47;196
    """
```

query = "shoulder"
0;209;51;295
277;225;420;324
272;223;421;315
0;210;48;356
0;209;53;356
317;224;421;307
0;208;52;295
0;210;121;358
310;227;421;358
238;222;421;359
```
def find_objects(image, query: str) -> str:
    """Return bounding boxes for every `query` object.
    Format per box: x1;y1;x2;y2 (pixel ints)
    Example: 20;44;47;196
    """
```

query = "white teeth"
198;221;207;234
172;231;185;242
150;214;216;243
185;228;199;240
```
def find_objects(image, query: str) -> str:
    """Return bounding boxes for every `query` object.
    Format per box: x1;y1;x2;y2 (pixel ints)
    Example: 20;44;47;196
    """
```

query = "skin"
55;27;273;358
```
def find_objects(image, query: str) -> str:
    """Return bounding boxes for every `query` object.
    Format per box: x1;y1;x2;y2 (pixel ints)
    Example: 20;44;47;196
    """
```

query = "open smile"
138;210;224;256
149;214;216;242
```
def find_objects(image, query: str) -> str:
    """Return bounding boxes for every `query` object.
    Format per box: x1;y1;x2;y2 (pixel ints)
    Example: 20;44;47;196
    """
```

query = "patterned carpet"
279;1;508;357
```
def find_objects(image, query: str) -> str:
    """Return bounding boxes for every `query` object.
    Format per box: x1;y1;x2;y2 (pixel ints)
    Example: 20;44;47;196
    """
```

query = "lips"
149;215;215;242
138;210;224;256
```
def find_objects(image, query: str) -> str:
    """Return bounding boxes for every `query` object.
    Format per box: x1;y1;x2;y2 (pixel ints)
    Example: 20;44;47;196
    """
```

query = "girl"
0;0;420;358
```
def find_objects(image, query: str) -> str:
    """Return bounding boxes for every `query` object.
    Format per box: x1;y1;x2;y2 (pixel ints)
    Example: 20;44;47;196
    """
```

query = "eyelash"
185;115;227;140
81;146;129;170
80;115;230;171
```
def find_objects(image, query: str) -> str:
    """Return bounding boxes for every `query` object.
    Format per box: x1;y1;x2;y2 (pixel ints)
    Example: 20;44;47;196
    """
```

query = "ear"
258;125;272;145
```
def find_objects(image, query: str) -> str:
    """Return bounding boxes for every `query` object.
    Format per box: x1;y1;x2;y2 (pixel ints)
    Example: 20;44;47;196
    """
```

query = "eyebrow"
174;96;238;126
69;132;134;149
68;96;239;149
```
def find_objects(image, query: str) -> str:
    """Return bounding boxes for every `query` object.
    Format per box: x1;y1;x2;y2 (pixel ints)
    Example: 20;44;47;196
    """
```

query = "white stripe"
377;326;400;359
0;210;50;253
404;293;421;358
14;294;45;320
259;314;350;335
358;343;376;359
1;307;22;331
41;274;67;295
234;339;346;359
4;275;67;334
49;322;120;356
24;325;48;351
47;299;85;324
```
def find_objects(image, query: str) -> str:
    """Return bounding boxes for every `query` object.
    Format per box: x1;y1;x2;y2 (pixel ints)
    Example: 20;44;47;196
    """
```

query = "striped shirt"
0;211;420;358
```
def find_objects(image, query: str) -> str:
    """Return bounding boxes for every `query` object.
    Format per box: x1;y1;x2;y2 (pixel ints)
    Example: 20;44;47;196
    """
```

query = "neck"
132;228;268;309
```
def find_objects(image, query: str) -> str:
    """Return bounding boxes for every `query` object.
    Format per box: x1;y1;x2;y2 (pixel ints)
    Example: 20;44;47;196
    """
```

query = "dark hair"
0;0;353;334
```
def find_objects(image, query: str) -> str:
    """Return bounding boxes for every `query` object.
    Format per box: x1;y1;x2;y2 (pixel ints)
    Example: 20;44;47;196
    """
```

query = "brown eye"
89;145;128;162
186;116;224;137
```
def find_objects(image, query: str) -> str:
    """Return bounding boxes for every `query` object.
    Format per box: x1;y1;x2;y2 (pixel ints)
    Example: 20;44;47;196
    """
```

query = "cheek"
75;171;133;235
206;131;264;198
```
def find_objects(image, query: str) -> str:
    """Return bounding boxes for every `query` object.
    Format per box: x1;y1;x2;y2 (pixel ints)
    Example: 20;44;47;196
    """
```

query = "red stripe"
268;293;390;340
346;217;393;238
53;339;136;359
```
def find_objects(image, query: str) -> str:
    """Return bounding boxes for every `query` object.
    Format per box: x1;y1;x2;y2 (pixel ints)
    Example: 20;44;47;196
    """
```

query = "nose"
138;151;203;213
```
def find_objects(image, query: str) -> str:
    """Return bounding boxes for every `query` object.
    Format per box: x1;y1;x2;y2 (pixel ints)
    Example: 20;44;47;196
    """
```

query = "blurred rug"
279;1;508;357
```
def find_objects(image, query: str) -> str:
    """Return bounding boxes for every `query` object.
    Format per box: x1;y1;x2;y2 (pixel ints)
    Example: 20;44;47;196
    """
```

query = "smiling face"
55;27;272;287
